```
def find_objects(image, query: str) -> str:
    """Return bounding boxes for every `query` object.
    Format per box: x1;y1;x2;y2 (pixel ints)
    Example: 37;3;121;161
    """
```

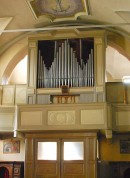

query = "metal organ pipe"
64;40;67;85
91;49;94;86
37;39;94;88
58;46;61;86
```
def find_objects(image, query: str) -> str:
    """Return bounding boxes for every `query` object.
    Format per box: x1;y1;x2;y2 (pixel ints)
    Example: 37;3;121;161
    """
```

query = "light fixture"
122;76;130;84
122;76;130;104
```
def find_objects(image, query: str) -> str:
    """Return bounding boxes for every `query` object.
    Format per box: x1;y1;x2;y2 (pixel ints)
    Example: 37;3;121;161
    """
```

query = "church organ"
21;29;106;178
37;38;94;88
27;30;105;104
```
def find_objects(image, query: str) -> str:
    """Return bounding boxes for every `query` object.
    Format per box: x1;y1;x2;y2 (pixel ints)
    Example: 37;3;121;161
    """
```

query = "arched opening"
106;45;130;82
0;166;9;178
1;46;27;85
7;55;27;84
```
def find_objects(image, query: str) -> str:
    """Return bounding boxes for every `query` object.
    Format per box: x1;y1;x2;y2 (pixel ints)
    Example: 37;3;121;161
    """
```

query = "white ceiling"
0;0;130;81
0;0;130;51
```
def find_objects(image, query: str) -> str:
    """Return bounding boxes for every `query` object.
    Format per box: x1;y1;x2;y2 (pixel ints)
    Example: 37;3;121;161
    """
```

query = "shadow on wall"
124;168;130;178
97;160;112;178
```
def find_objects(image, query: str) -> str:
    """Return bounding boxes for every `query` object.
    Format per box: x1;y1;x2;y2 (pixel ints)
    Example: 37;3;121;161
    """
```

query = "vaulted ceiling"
1;0;130;53
0;0;130;81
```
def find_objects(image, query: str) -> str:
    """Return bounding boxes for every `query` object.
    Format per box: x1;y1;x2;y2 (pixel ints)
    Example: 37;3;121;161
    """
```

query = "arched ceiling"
1;0;130;55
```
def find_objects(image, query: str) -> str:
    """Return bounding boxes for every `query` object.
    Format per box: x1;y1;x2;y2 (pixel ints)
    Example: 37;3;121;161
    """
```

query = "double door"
34;133;97;178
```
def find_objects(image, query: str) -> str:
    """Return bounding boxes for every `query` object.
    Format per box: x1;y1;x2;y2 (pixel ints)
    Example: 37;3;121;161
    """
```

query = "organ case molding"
48;110;75;125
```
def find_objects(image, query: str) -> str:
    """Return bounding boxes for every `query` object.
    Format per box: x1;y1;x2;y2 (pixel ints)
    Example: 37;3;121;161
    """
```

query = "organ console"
37;38;94;88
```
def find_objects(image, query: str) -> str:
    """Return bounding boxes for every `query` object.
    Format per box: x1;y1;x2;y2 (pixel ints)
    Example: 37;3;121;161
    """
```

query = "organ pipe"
37;39;94;88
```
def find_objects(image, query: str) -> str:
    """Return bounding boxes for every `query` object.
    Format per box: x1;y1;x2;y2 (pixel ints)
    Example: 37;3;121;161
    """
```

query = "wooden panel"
86;137;97;178
126;84;130;104
112;104;130;131
37;95;50;104
28;95;35;104
37;87;94;95
21;111;43;126
97;92;104;102
87;162;96;178
63;163;84;175
25;138;34;162
95;38;104;86
25;138;34;178
0;113;14;127
106;82;124;103
2;85;15;105
34;138;60;178
107;104;112;129
25;163;34;178
88;138;96;160
15;85;27;104
36;163;58;175
0;106;15;131
80;93;95;103
28;41;37;88
81;109;104;124
116;111;130;126
96;44;103;85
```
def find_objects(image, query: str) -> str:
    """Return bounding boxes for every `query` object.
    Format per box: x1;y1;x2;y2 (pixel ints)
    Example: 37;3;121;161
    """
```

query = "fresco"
27;0;89;20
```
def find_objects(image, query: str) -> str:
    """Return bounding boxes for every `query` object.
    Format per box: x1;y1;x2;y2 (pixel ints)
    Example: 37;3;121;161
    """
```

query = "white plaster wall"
8;56;27;84
0;37;27;84
106;46;130;80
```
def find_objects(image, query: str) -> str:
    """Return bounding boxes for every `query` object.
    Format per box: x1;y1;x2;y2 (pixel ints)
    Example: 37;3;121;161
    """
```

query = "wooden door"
35;139;60;178
29;133;97;178
60;139;86;178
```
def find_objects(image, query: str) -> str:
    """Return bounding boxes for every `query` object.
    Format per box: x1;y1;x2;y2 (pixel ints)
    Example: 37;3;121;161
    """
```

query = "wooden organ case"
27;29;106;104
25;29;106;178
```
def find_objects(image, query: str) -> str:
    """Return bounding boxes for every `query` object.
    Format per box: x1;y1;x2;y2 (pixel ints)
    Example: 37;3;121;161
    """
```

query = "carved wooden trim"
48;111;75;125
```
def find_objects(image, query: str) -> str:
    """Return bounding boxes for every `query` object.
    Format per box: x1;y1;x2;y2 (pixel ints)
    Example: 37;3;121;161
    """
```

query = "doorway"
0;167;9;178
35;138;85;178
30;132;97;178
